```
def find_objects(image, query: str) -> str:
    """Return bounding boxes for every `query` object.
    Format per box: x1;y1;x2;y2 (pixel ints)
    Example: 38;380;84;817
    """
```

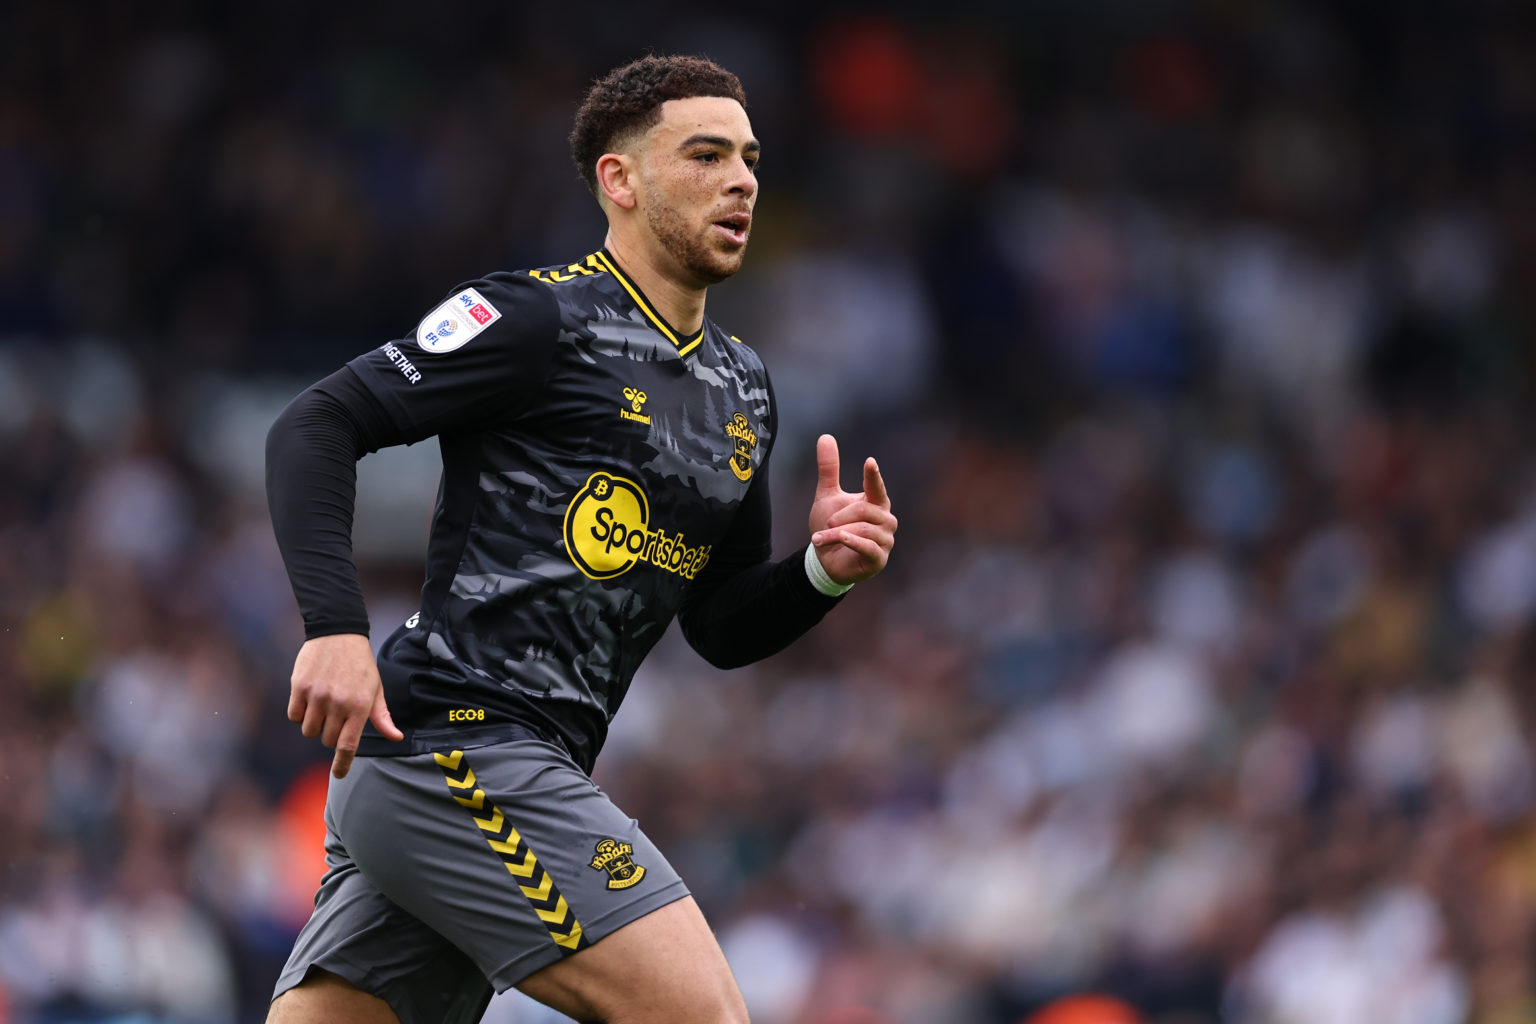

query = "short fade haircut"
570;55;747;198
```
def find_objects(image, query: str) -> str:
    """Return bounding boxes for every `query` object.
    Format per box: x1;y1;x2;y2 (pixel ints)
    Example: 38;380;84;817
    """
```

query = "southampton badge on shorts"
589;838;646;890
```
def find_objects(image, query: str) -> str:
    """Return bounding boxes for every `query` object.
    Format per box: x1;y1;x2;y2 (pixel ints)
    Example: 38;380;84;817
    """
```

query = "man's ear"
596;153;638;211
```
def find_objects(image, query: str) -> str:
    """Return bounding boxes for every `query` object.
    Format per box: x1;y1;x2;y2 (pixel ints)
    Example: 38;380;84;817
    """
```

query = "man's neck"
603;234;707;337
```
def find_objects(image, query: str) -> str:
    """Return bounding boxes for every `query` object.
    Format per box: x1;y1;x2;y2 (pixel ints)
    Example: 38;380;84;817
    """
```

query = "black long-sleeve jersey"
267;250;843;773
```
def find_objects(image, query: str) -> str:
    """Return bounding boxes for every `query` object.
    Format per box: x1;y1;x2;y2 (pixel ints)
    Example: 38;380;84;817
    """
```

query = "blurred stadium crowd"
4;1;1536;1022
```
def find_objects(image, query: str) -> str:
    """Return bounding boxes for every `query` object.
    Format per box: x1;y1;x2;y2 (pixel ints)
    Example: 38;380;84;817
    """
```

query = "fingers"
303;691;395;779
288;635;402;771
838;533;886;561
296;688;402;771
863;457;890;509
371;687;405;741
817;529;887;564
814;434;841;495
299;697;325;740
331;712;365;779
813;520;893;550
824;500;898;532
320;706;349;747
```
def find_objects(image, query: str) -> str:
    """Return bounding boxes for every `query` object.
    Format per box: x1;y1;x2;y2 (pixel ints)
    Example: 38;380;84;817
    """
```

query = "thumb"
370;686;405;741
815;434;842;495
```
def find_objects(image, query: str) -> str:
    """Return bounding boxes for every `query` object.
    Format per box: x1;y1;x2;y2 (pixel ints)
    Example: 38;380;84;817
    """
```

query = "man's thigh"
330;739;692;991
269;968;400;1024
515;896;749;1024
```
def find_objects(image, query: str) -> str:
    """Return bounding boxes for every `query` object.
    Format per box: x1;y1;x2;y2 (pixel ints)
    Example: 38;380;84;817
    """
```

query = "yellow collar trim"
592;250;705;357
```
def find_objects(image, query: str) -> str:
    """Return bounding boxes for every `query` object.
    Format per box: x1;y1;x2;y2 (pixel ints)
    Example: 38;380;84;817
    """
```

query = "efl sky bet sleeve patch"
417;286;503;353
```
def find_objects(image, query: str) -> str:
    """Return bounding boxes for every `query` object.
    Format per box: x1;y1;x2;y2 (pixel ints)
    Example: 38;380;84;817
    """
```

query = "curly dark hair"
570;55;747;198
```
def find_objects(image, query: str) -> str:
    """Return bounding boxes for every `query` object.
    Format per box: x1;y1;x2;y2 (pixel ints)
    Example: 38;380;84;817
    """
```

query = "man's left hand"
808;433;897;586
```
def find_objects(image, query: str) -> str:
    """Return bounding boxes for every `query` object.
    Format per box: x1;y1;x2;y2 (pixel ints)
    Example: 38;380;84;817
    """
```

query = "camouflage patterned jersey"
268;250;842;772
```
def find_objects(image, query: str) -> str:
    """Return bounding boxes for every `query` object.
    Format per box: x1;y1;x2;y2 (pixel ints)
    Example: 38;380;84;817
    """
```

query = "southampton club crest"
589;838;647;890
724;412;758;482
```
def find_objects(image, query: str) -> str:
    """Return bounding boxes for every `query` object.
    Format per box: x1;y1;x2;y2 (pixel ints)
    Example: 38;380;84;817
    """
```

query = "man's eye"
695;153;717;163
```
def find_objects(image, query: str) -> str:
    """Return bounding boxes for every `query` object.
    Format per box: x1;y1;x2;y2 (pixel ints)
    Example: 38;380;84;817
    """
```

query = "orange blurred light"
1024;994;1144;1024
276;762;332;928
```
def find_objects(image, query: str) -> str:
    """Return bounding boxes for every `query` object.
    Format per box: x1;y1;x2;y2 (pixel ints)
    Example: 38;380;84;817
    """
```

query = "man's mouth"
711;213;750;245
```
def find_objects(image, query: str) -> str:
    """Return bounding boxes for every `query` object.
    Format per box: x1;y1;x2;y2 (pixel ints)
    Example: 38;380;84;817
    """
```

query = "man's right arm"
268;272;560;635
266;367;419;776
265;272;562;776
265;367;404;640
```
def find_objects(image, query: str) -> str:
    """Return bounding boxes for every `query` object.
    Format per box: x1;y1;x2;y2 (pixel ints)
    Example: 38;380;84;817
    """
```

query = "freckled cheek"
682;179;719;212
659;168;703;197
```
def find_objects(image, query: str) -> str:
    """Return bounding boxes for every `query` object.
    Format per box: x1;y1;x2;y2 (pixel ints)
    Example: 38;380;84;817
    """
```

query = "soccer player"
263;55;897;1024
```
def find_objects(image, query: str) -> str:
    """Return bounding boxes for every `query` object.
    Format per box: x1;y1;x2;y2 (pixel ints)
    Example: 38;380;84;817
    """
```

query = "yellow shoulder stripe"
528;253;608;284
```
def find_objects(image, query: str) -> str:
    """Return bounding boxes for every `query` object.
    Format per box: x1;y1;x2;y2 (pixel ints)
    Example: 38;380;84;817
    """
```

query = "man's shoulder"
516;252;630;324
706;321;768;374
417;269;550;319
524;251;614;289
405;269;562;349
418;257;610;318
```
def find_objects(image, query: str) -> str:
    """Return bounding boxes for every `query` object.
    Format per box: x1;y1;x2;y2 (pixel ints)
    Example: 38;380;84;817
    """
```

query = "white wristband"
805;542;855;596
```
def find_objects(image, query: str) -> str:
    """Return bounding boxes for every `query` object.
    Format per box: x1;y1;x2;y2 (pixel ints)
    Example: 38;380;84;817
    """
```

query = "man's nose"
725;156;756;196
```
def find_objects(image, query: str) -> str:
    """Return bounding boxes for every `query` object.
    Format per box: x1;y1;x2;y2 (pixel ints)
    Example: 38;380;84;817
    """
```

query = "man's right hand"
288;633;404;779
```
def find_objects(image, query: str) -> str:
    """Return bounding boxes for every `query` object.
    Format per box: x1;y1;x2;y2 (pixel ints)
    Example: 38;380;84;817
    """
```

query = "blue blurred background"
3;2;1535;1022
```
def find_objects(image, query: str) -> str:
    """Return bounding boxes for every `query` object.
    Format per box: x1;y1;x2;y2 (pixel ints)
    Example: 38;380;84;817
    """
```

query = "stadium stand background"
3;2;1536;1021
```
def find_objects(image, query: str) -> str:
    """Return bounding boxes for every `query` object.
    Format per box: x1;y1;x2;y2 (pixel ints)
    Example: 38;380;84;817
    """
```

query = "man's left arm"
677;434;896;668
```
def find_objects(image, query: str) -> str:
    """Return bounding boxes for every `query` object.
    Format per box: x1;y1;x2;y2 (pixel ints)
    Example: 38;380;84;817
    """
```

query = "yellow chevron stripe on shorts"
434;749;588;951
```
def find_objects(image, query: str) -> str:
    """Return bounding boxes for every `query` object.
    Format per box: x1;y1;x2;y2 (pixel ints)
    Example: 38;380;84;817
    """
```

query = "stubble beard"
644;186;747;286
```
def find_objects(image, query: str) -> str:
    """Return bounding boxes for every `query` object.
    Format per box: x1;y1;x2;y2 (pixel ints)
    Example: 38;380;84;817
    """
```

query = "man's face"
634;96;759;286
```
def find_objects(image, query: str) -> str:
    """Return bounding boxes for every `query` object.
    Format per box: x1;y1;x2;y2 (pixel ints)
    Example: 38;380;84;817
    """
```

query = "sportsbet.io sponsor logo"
563;472;711;581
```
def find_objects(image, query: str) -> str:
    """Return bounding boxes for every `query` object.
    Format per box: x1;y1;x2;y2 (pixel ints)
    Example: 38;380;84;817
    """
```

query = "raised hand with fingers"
808;433;897;587
287;632;405;778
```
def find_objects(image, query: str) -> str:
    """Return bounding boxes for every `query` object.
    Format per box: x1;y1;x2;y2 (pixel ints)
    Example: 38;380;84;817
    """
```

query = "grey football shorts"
272;733;689;1024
